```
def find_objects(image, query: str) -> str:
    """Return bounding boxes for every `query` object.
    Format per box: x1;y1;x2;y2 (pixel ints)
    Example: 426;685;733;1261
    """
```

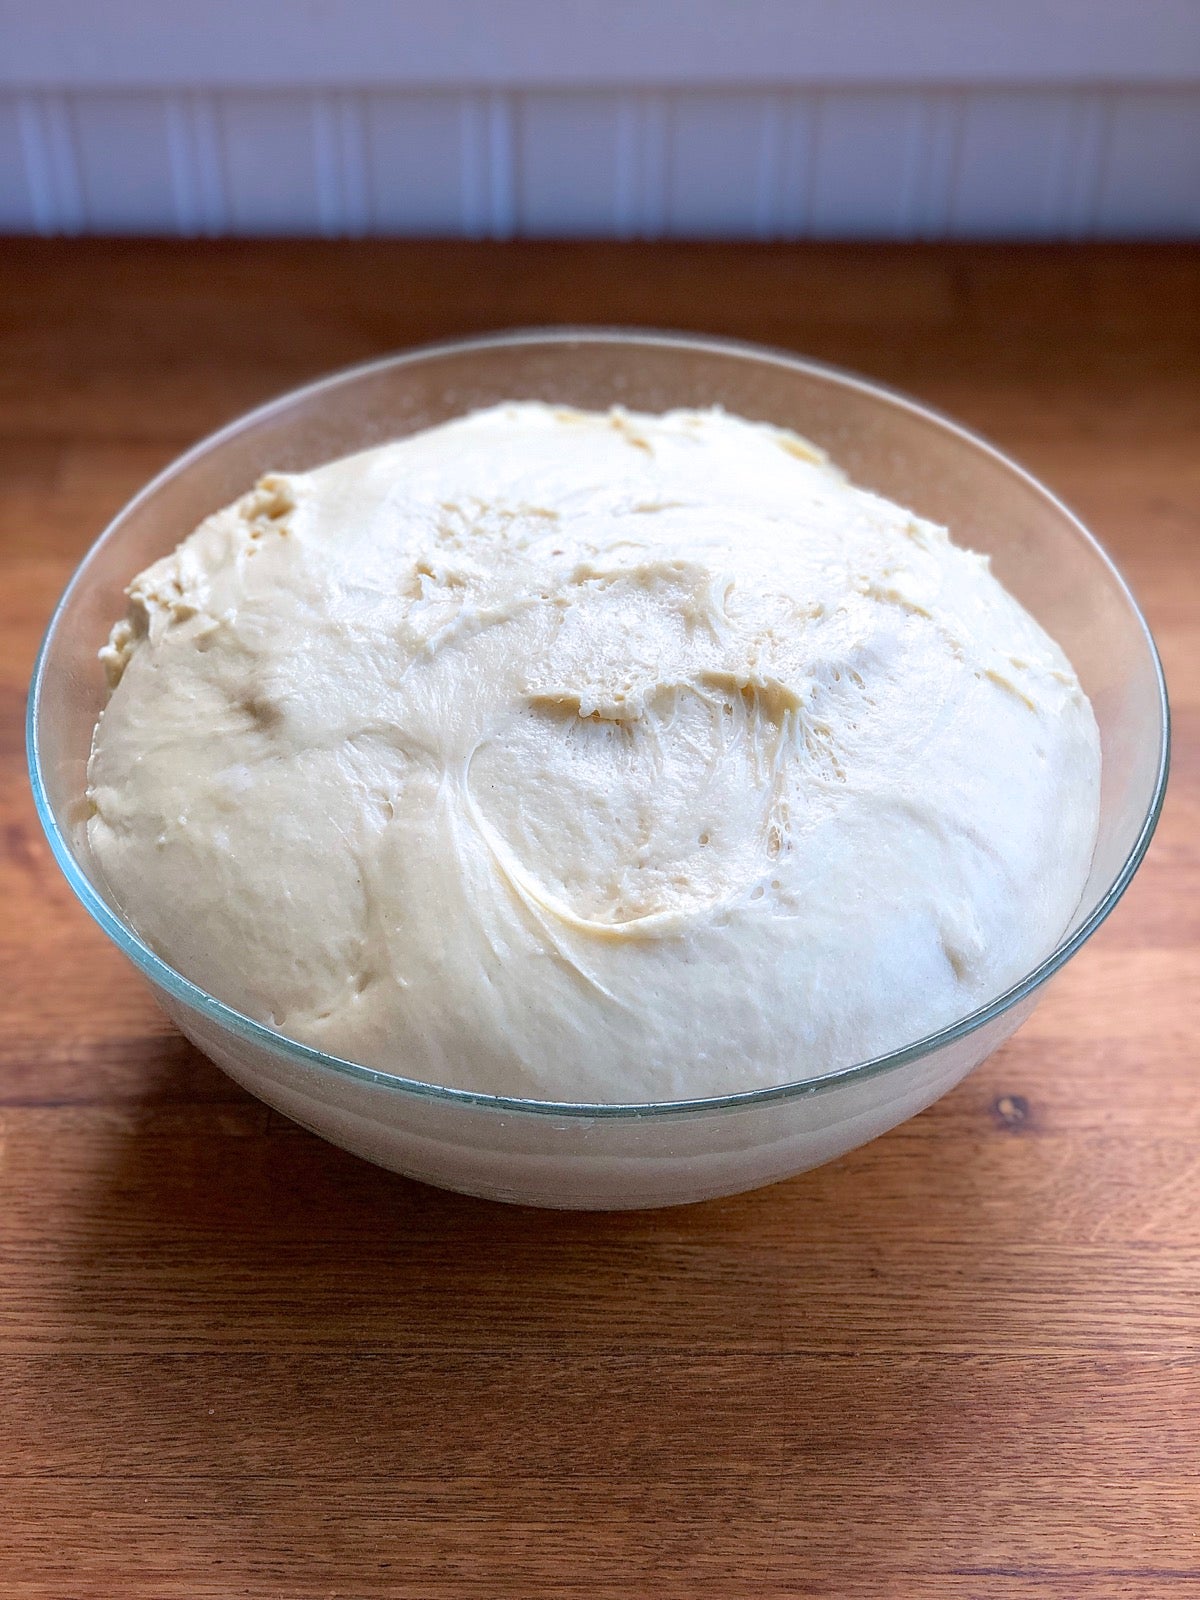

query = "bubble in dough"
87;403;1101;1102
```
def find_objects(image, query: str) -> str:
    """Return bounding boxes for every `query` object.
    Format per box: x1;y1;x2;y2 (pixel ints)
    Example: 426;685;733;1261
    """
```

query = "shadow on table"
57;1034;1053;1593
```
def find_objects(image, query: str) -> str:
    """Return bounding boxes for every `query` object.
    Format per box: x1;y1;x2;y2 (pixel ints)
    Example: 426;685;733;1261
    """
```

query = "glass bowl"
28;330;1168;1209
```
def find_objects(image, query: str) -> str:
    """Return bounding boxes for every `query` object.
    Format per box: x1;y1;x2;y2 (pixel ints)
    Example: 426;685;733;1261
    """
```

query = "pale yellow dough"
88;404;1101;1101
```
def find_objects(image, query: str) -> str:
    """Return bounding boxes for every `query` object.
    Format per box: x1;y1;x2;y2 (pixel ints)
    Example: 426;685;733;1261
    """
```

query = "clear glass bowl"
28;330;1169;1209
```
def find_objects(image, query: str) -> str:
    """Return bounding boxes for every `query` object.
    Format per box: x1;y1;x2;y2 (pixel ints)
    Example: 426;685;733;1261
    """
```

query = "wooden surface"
1;240;1197;1599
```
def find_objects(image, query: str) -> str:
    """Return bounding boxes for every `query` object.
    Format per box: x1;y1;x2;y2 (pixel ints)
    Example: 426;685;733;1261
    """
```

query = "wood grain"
0;239;1197;1599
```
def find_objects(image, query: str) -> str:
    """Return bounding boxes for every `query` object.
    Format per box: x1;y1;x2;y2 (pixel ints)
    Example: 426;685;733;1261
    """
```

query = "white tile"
903;91;962;240
14;91;84;234
1097;88;1200;236
164;92;228;235
633;92;669;239
950;91;1082;237
516;93;624;236
364;92;469;234
666;92;773;237
809;92;924;238
333;94;371;237
0;96;37;229
774;93;819;236
1054;91;1109;238
217;92;321;234
485;92;516;240
69;91;176;231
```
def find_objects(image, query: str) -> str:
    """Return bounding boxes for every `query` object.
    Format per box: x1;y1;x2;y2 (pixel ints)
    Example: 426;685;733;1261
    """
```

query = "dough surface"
87;404;1101;1101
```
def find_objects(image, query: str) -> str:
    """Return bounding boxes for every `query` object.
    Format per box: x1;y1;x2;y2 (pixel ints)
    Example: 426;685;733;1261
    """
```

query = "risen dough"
88;404;1100;1101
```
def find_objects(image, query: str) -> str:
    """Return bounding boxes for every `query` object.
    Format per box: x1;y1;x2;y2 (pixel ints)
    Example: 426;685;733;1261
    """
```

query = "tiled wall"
4;85;1199;240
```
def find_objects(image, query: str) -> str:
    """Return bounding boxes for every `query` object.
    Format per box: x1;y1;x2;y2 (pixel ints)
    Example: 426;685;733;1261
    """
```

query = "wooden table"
1;241;1197;1599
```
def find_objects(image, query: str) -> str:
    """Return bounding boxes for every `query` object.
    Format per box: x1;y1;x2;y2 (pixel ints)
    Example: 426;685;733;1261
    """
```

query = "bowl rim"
27;325;1171;1120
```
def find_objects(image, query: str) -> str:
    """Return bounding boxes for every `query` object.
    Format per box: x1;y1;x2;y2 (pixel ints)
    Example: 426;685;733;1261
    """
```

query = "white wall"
2;2;1198;238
